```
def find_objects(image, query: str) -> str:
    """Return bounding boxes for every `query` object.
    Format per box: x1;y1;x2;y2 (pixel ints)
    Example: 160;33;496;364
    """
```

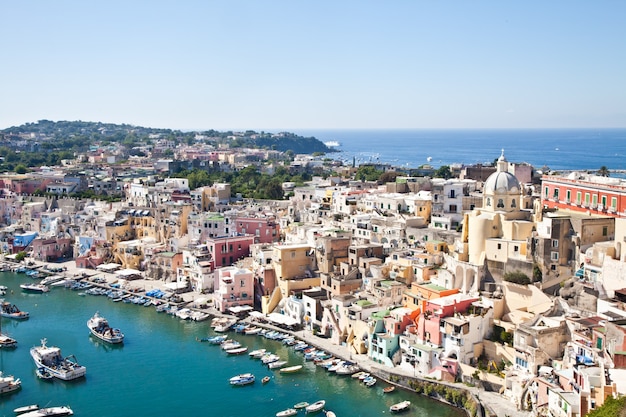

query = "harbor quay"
6;257;530;417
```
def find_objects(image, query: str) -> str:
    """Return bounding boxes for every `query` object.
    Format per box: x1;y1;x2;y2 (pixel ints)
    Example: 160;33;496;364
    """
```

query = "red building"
541;174;626;218
206;234;255;269
234;217;280;244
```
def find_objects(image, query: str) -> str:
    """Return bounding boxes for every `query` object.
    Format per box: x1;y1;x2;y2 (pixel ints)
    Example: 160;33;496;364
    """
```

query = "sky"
1;1;625;131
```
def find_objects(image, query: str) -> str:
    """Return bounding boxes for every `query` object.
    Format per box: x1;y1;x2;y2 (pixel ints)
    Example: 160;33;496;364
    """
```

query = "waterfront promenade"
14;257;531;417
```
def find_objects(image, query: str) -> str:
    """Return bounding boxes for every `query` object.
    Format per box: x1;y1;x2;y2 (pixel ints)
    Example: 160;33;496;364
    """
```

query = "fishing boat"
276;409;297;417
0;316;17;348
229;373;255;386
0;372;21;394
30;338;87;381
20;283;49;293
279;365;303;374
383;386;396;393
87;312;124;344
305;400;326;414
389;400;411;413
16;406;74;416
35;367;53;380
1;301;29;320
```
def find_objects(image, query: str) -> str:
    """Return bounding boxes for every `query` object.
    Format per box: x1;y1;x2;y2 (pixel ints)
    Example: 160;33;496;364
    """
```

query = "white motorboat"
14;404;40;414
0;316;17;348
279;365;303;374
39;275;65;286
305;400;325;414
225;346;248;355
229;373;255;386
276;408;297;417
30;338;86;381
248;348;266;358
0;372;21;394
16;406;74;416
268;360;287;369
20;283;49;293
389;400;411;413
87;312;124;344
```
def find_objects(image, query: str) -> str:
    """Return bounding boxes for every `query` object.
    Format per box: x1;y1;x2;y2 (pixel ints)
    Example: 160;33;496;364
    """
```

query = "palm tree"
597;166;610;177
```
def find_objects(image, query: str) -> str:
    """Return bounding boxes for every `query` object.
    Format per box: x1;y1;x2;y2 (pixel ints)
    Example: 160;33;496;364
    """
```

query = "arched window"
497;199;504;208
511;199;516;208
486;197;491;207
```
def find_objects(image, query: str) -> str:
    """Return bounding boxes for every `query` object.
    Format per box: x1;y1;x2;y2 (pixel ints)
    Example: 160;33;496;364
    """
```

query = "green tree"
434;165;452;179
14;164;28;174
597;166;610;177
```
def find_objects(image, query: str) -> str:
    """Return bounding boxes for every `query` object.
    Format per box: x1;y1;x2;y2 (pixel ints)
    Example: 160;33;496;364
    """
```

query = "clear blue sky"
1;1;625;130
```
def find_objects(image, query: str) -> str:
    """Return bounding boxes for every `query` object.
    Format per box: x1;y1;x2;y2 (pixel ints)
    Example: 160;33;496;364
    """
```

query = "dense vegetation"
172;166;312;200
587;396;626;417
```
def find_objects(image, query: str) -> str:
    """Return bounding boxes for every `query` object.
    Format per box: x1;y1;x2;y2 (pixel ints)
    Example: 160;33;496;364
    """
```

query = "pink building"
415;294;478;346
31;237;73;262
234;217;280;244
213;266;255;313
206;234;255;268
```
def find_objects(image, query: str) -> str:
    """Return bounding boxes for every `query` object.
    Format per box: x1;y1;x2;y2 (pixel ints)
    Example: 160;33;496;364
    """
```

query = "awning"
229;305;253;314
267;312;299;327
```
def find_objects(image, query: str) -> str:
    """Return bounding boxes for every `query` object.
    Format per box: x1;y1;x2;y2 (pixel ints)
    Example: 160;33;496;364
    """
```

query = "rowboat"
383;386;396;393
293;402;309;410
276;409;297;417
262;376;271;384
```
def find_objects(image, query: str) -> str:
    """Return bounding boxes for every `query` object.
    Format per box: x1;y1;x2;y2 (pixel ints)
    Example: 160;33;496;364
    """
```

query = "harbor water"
0;271;465;417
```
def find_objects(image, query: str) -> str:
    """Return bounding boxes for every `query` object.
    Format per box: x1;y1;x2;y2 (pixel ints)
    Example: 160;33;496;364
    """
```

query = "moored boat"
293;401;309;410
326;412;337;417
30;338;86;381
268;360;287;369
16;406;74;416
20;283;49;293
305;400;326;414
14;404;39;414
383;386;396;393
225;346;248;355
279;365;303;374
35;367;53;380
262;375;271;384
87;312;124;344
0;372;21;394
389;400;411;413
276;408;297;417
229;373;255;386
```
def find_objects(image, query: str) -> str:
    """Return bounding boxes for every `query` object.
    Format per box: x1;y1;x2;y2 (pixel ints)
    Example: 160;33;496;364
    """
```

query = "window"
601;196;607;208
511;199;516;208
576;191;582;204
551;251;559;261
611;197;617;210
544;186;549;198
486;197;491;207
514;245;519;252
553;188;559;200
497;243;502;250
603;226;608;236
240;280;245;287
585;193;590;206
592;194;598;208
497;199;504;208
449;204;457;213
552;239;559;248
566;190;571;202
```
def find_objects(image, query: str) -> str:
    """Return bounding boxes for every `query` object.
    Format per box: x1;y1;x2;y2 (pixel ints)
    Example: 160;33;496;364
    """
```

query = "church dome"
483;150;520;196
484;171;520;195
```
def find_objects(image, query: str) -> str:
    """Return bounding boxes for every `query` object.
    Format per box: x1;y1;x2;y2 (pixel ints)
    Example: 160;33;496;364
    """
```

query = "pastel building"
213;266;254;313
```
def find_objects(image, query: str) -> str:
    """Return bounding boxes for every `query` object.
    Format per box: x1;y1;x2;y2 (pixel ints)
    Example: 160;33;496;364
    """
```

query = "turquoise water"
0;272;464;417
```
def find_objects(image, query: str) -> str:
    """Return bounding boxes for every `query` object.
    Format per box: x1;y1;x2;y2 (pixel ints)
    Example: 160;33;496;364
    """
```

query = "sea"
291;128;626;173
0;272;464;417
